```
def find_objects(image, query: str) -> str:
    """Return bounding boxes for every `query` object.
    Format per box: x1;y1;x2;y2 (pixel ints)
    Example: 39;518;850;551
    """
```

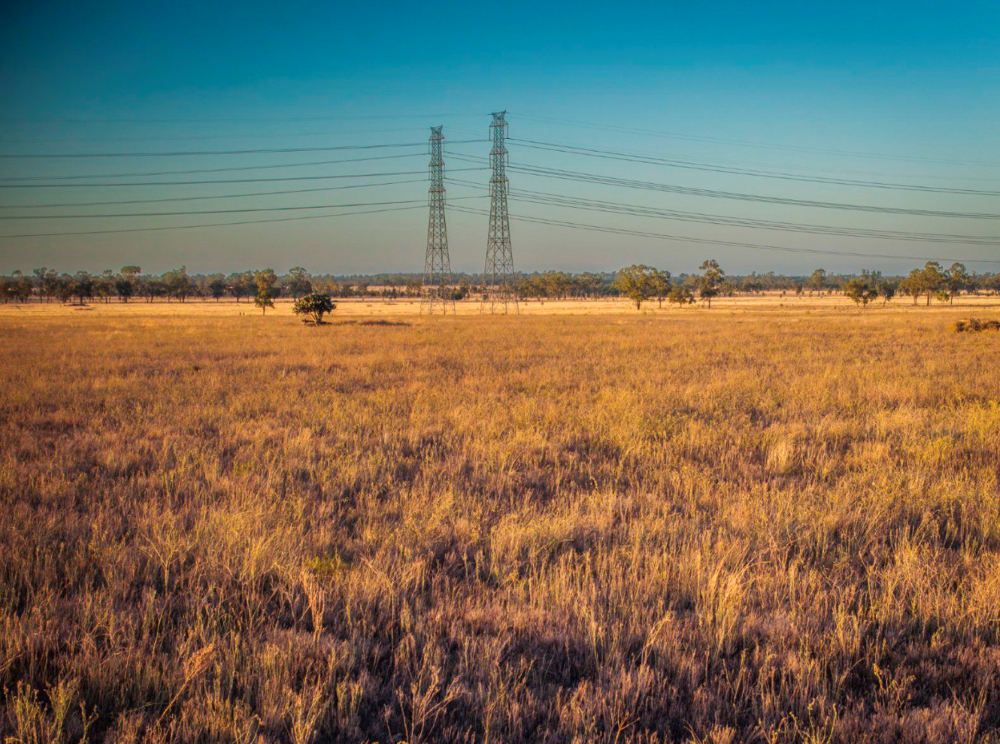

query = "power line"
448;156;1000;220
0;139;487;159
0;203;435;239
448;179;998;246
0;152;428;182
0;166;488;189
511;194;998;246
0;113;487;125
0;126;428;145
516;113;1000;168
509;138;1000;196
449;205;1000;265
0;178;431;209
0;195;487;220
452;125;1000;183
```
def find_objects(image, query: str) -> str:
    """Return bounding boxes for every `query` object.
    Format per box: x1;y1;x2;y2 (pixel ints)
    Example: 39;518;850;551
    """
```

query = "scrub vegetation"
2;301;999;743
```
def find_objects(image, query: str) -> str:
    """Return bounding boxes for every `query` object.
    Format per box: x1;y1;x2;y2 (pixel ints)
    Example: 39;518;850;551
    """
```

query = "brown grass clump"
1;304;1000;743
953;318;1000;333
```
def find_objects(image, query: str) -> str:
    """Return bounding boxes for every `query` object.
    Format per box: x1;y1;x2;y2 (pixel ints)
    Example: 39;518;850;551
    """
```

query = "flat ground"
2;298;999;743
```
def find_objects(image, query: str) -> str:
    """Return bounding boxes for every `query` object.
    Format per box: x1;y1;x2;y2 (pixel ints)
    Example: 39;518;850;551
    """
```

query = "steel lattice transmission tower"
421;125;455;314
481;111;518;314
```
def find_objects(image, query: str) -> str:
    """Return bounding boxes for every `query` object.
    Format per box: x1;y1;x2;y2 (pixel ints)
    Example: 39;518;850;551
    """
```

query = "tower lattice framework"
481;111;518;314
421;125;455;314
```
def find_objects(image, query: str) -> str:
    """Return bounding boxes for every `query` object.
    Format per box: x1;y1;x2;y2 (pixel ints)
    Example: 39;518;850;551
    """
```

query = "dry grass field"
2;298;1000;743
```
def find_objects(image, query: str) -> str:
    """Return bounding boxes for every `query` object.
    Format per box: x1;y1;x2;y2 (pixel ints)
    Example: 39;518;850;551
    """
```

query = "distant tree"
943;262;969;305
740;272;763;294
842;277;877;308
4;275;20;303
35;268;59;302
614;264;658;310
95;270;115;303
794;283;804;298
698;259;725;308
650;269;672;308
227;272;254;303
32;267;48;302
810;268;827;294
899;270;921;305
7;271;31;303
207;276;227;301
667;284;695;307
163;266;193;302
114;271;136;302
3;271;28;303
918;261;945;306
74;271;96;304
52;274;73;303
254;269;277;316
874;275;896;306
286;266;313;299
143;278;167;303
293;293;336;324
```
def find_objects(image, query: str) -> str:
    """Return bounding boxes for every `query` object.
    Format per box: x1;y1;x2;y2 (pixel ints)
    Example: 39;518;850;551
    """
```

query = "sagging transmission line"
0;203;437;239
448;155;1000;220
0;166;489;189
445;179;997;246
508;138;1000;196
514;113;1000;168
0;195;488;221
0;139;488;159
0;152;429;182
0;178;434;210
449;205;1000;265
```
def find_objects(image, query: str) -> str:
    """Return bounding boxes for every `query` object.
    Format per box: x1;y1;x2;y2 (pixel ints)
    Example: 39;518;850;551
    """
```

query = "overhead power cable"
447;179;998;246
449;156;1000;220
448;205;1000;265
0;113;486;125
0;152;427;181
0;203;437;239
510;193;998;246
0;139;487;159
0;178;430;209
509;138;1000;196
457;125;1000;183
515;113;1000;168
0;126;429;145
0;195;487;221
0;166;488;189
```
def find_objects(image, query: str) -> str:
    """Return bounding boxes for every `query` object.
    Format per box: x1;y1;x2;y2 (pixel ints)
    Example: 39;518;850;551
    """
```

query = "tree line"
1;263;998;306
0;266;388;305
612;260;998;310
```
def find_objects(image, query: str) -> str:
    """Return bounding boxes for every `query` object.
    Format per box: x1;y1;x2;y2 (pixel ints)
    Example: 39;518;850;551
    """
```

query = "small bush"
293;293;336;325
953;318;1000;333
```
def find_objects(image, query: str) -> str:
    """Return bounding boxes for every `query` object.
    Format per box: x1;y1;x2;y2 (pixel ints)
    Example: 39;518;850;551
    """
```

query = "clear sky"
1;0;998;275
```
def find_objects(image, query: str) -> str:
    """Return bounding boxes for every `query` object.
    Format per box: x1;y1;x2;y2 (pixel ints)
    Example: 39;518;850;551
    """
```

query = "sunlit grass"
1;300;998;743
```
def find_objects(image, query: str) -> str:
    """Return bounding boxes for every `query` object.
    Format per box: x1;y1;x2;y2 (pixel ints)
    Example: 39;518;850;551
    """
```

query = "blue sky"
1;0;998;274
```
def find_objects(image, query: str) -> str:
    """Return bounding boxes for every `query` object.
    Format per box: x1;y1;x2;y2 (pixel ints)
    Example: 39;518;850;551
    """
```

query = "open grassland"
2;291;999;318
2;301;1000;743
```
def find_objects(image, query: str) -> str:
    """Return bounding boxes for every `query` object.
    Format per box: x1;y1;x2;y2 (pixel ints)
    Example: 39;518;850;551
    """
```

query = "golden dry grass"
2;299;999;743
